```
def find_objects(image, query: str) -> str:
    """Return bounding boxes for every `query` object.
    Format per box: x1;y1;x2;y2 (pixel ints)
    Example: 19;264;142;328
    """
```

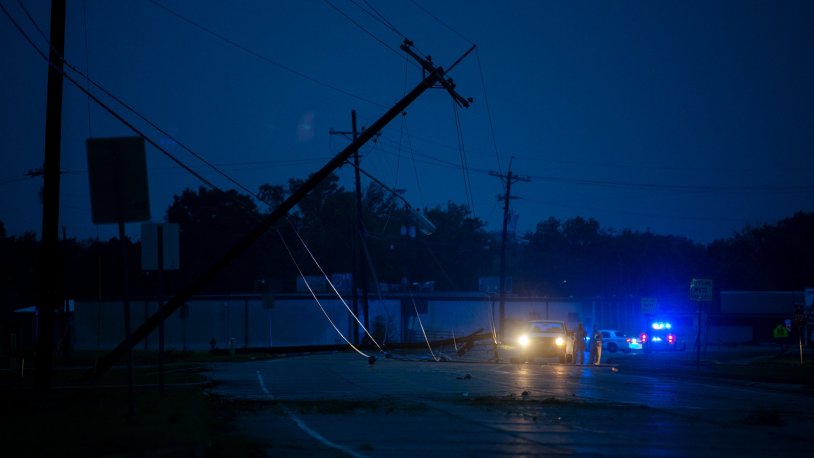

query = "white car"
597;329;634;353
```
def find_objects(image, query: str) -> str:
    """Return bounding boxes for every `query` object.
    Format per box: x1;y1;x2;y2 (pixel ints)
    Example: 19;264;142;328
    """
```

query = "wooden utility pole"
87;41;475;378
329;110;370;344
489;158;529;346
36;0;66;392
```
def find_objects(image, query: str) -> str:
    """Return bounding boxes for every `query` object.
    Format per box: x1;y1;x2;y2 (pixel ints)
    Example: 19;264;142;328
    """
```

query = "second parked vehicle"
597;329;634;353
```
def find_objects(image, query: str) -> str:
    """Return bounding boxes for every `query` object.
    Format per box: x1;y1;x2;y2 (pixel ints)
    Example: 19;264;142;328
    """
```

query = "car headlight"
518;335;530;348
555;337;565;346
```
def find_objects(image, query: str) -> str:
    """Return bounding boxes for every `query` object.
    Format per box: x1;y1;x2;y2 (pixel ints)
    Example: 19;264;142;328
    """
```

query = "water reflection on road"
211;352;814;457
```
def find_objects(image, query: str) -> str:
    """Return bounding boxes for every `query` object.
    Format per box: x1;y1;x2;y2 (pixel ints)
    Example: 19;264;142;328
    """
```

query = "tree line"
2;173;813;313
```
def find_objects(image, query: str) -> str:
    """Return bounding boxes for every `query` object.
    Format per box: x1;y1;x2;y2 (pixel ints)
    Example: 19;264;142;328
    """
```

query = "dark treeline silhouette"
1;175;813;314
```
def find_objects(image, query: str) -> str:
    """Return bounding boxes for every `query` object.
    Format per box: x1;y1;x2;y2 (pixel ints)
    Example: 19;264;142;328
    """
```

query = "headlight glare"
518;335;530;347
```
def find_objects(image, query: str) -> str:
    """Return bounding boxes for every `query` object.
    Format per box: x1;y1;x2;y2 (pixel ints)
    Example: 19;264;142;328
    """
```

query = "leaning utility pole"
86;40;474;378
329;110;369;345
489;158;529;346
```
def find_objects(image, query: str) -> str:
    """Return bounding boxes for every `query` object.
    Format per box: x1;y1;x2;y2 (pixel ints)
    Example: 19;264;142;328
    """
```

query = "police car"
596;329;635;353
639;321;686;352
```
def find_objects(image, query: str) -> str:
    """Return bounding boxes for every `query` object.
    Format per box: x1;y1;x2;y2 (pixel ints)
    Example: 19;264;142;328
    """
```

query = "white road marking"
256;369;367;457
282;405;368;458
256;370;272;397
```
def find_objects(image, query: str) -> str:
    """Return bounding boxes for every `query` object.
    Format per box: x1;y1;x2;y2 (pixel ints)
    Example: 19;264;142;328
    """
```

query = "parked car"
597;329;634;353
517;320;574;363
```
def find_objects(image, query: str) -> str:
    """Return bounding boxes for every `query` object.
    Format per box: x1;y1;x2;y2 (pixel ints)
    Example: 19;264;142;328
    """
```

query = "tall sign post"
87;136;150;415
793;304;805;366
141;223;179;390
690;278;713;371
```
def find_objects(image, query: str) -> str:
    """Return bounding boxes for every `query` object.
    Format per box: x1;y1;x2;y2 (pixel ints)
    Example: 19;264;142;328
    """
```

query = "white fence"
71;294;592;351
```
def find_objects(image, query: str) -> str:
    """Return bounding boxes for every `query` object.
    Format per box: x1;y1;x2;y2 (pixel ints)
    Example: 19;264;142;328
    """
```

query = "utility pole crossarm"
401;40;474;108
489;170;531;184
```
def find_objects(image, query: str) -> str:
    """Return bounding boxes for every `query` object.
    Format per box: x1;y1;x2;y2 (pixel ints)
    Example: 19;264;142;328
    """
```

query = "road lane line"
281;406;368;458
256;369;366;457
256;370;272;397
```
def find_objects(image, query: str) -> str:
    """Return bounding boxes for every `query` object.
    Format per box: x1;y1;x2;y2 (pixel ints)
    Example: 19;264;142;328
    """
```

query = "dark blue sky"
2;0;813;244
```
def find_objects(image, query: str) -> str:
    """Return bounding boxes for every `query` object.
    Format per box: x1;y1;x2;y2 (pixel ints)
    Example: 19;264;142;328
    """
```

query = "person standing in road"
575;323;587;365
772;323;789;353
592;327;603;365
588;326;596;364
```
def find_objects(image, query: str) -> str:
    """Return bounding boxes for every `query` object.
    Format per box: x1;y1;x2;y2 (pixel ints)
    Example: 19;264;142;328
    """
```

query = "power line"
13;0;46;40
524;173;814;194
363;138;814;195
401;1;505;185
402;113;426;207
322;0;417;66
407;0;474;45
509;153;811;176
475;49;503;175
147;0;386;109
452;100;475;214
8;1;267;201
0;1;286;222
355;0;407;40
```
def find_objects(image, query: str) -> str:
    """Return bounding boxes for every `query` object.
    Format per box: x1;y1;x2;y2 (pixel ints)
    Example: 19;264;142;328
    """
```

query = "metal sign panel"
86;136;150;224
690;278;714;302
640;297;659;314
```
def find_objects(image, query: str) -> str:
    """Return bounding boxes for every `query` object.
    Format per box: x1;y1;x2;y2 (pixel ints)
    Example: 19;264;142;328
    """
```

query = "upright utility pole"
329;110;369;344
489;158;529;345
36;0;66;392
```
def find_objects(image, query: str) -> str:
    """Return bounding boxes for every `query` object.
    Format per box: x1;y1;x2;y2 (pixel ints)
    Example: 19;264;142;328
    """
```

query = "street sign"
640;297;659;314
86;136;150;224
690;278;713;302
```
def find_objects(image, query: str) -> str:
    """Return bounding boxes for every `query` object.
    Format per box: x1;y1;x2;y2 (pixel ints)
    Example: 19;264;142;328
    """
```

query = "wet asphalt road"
209;349;814;457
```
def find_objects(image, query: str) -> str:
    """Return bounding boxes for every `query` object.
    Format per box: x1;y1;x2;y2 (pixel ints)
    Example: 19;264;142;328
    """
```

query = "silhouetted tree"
166;186;262;293
0;229;40;311
280;173;356;277
6;194;814;302
419;202;493;290
518;217;704;298
708;212;814;291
